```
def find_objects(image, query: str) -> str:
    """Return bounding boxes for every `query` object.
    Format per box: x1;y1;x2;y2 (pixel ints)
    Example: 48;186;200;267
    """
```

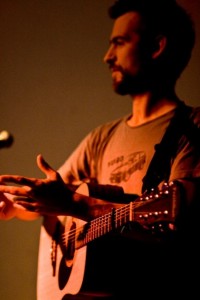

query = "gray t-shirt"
58;105;200;196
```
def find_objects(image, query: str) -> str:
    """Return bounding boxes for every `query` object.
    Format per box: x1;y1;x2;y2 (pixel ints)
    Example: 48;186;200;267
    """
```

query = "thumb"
36;154;56;177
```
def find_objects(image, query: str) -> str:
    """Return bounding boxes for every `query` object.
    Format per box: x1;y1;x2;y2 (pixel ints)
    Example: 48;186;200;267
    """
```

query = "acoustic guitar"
37;181;181;299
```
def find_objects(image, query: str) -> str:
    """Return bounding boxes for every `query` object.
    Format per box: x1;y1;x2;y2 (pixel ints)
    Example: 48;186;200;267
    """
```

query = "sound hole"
58;221;76;290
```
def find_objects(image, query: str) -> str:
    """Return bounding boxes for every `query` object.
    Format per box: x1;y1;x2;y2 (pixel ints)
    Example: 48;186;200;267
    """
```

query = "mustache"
108;63;123;73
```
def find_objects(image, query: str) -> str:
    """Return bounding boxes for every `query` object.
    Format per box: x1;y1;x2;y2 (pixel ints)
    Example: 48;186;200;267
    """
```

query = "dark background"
0;1;199;299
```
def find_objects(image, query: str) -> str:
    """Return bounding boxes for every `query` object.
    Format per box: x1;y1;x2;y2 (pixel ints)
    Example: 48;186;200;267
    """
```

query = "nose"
103;45;115;65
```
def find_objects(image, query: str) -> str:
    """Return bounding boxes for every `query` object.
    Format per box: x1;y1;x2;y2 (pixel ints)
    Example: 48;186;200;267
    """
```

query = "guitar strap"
142;102;200;193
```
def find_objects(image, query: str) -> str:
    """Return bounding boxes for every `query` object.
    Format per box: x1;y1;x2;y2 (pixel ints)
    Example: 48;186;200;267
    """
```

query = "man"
0;0;200;299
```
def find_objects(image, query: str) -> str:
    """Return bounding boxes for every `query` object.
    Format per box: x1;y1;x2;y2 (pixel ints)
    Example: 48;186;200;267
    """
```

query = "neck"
127;90;181;127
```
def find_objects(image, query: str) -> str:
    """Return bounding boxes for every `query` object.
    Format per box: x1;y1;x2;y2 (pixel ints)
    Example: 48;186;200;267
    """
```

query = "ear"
151;35;167;59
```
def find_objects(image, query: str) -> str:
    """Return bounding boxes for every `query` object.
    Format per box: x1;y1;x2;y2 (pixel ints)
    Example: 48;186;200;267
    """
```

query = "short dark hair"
108;0;195;81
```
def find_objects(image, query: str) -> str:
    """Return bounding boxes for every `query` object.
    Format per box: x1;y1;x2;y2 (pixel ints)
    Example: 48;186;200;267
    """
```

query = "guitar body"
37;216;87;299
37;184;115;299
37;181;181;299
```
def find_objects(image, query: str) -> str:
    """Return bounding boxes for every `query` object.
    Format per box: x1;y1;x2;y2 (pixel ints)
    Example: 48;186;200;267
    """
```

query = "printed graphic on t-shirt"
108;151;146;184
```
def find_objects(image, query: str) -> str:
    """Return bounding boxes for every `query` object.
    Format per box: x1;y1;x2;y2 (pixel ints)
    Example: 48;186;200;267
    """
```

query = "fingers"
0;175;37;186
0;185;29;196
13;197;51;214
14;199;38;211
0;201;6;218
0;200;6;209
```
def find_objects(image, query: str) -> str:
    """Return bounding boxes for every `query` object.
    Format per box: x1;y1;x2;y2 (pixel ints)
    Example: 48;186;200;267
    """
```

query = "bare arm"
0;154;123;221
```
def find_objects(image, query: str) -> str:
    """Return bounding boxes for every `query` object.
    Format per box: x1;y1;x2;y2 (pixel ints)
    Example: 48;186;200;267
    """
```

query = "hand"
0;154;73;216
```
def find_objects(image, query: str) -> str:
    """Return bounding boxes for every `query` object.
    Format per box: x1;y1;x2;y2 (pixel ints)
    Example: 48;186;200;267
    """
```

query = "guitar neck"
76;203;132;248
70;181;179;249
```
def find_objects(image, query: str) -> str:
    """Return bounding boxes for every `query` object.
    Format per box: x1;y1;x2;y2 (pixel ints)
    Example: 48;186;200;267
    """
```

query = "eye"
111;37;126;47
115;38;125;46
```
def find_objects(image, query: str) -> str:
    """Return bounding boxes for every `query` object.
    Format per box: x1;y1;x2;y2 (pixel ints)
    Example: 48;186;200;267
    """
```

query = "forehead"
110;12;144;38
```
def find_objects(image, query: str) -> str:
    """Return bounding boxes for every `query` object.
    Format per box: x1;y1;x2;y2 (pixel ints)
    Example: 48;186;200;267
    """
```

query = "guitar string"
61;196;160;244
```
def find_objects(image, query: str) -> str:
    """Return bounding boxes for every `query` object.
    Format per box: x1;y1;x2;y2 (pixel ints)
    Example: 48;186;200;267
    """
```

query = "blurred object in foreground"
0;130;14;149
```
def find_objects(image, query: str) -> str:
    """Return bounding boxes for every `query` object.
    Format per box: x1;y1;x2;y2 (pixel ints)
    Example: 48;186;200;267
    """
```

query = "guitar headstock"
133;181;180;233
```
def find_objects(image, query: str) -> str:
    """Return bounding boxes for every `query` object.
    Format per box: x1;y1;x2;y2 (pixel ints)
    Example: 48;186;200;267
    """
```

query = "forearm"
71;191;123;221
69;182;126;221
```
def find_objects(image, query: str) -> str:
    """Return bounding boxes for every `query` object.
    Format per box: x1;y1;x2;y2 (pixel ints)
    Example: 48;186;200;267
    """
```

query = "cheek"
123;54;141;75
120;46;142;72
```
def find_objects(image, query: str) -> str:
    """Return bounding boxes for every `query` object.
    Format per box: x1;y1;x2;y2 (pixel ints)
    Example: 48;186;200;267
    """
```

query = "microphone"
0;130;14;149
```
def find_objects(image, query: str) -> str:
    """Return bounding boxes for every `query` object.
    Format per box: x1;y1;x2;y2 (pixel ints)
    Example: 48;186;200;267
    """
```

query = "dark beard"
113;72;151;96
